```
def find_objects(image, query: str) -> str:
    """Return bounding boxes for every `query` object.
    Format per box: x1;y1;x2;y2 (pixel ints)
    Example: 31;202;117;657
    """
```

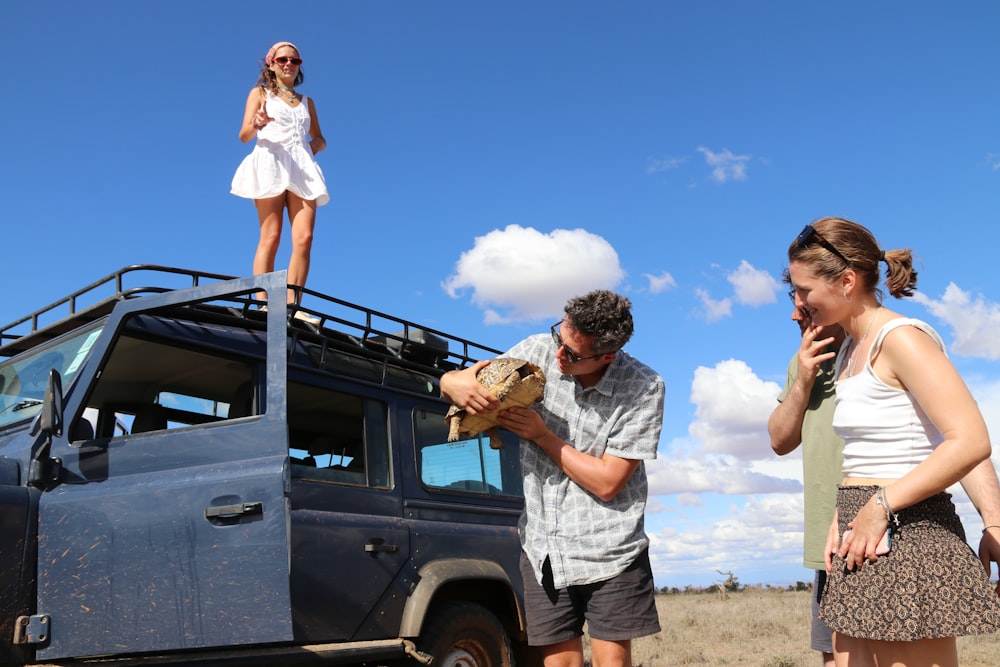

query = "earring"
843;289;852;303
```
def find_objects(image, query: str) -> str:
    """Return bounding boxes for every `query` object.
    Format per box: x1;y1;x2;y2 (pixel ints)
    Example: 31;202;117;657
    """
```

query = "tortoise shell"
444;358;546;449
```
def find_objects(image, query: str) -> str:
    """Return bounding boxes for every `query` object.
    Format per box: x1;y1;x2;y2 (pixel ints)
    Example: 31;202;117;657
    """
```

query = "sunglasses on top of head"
273;56;303;66
549;322;606;364
795;224;850;265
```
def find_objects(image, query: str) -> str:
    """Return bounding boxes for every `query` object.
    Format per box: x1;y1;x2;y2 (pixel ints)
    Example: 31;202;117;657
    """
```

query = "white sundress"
231;90;329;206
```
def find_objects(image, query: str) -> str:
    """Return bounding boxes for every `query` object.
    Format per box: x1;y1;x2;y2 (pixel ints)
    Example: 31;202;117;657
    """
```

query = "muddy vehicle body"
0;266;533;667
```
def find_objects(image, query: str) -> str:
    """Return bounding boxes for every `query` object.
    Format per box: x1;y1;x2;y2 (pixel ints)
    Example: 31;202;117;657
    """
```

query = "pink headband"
265;41;299;65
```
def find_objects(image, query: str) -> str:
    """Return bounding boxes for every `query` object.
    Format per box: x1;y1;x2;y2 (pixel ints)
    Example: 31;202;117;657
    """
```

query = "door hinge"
13;615;50;645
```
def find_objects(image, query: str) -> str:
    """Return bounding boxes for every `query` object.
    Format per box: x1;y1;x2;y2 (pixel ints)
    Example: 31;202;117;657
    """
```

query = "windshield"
0;326;104;429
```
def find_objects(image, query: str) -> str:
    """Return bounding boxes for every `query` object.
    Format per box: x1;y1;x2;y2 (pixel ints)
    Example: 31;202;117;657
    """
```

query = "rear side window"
288;382;390;489
414;409;523;498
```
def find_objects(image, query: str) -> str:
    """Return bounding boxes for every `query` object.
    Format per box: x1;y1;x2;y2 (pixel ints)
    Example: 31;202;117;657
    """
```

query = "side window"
414;409;524;498
288;381;390;489
80;332;256;439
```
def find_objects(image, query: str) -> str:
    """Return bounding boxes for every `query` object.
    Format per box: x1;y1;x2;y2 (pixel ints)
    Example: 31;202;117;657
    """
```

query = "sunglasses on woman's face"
273;57;303;66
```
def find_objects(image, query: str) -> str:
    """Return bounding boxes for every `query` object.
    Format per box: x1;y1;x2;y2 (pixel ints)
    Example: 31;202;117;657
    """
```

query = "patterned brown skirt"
819;486;1000;641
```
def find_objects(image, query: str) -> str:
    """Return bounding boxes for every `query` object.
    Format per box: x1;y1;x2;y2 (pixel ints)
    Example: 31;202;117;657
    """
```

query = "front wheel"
419;601;513;667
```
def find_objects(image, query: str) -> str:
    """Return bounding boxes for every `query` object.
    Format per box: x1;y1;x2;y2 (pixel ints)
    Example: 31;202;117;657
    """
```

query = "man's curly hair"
563;290;634;354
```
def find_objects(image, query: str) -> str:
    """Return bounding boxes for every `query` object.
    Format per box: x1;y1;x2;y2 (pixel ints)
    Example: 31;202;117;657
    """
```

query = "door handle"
364;540;398;554
205;501;263;519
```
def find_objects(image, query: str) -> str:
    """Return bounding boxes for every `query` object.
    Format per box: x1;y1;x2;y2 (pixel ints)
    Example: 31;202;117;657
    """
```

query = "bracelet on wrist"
983;525;1000;533
875;486;900;527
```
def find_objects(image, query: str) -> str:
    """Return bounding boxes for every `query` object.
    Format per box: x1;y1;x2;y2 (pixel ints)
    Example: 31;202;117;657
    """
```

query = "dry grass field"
582;589;1000;666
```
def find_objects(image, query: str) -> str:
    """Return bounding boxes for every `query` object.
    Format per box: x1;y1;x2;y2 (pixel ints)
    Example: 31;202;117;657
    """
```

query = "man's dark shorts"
520;549;661;646
811;569;834;654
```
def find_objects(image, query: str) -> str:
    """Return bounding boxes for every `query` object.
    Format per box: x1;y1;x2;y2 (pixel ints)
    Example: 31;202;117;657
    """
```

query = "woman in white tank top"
785;217;1000;667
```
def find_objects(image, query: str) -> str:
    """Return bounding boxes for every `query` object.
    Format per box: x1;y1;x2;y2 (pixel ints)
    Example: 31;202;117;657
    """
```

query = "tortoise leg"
448;416;462;442
486;427;503;450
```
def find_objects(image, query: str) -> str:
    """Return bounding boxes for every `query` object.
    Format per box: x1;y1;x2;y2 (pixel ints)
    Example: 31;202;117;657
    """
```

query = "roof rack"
0;265;502;371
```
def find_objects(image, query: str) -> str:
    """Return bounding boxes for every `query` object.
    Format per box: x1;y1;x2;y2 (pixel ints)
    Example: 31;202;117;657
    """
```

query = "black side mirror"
28;370;65;488
30;369;63;438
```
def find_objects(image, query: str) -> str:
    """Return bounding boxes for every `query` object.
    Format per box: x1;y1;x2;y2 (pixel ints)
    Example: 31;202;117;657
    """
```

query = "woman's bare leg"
834;633;956;667
253;194;288;303
832;633;876;667
285;191;317;304
876;636;957;667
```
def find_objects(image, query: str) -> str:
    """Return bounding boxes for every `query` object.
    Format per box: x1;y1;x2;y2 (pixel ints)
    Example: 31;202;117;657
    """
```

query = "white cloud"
643;271;677;294
647;454;801;496
965;378;1000;459
442;224;626;324
677;492;704;507
646;156;687;174
727;260;781;307
697;146;751;183
913;283;1000;359
646;496;669;514
689;359;782;459
694;288;732;323
737;495;804;533
647;494;805;585
752;454;805;486
645;358;807;497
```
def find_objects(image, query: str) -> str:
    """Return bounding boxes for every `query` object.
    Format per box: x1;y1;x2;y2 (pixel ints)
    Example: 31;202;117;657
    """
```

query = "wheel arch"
399;558;525;639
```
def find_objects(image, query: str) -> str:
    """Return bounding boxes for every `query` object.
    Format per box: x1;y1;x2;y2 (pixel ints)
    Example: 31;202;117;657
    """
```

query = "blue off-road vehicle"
0;266;535;667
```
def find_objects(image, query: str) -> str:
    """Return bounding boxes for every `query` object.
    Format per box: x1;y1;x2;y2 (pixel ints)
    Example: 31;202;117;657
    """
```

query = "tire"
419;601;513;667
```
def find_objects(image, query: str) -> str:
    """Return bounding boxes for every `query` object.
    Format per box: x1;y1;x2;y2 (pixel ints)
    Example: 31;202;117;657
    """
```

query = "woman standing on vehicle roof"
231;41;328;316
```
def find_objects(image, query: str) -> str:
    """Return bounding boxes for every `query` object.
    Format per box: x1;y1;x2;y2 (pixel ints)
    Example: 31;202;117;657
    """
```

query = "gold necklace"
846;306;881;377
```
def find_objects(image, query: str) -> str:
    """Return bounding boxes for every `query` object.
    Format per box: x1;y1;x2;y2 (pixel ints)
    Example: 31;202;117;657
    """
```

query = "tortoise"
444;357;546;449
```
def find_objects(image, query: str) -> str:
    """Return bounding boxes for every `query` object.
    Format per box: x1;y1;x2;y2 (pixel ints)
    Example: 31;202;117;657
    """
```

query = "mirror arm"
27;369;65;489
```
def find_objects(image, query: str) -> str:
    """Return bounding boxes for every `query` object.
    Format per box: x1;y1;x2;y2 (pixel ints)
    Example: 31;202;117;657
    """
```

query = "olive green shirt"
778;353;843;570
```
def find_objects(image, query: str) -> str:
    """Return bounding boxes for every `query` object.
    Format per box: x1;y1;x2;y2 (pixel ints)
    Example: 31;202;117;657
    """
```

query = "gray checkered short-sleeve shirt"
508;334;664;588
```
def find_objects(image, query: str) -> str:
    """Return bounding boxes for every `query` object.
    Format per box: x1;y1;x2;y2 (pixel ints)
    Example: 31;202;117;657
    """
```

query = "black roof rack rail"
1;265;239;356
0;265;502;371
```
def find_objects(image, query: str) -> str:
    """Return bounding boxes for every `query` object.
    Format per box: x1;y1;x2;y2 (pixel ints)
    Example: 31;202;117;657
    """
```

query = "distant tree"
715;570;741;599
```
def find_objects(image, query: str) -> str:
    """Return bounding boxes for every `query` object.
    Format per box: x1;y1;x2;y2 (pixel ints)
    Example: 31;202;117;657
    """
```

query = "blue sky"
4;1;1000;589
